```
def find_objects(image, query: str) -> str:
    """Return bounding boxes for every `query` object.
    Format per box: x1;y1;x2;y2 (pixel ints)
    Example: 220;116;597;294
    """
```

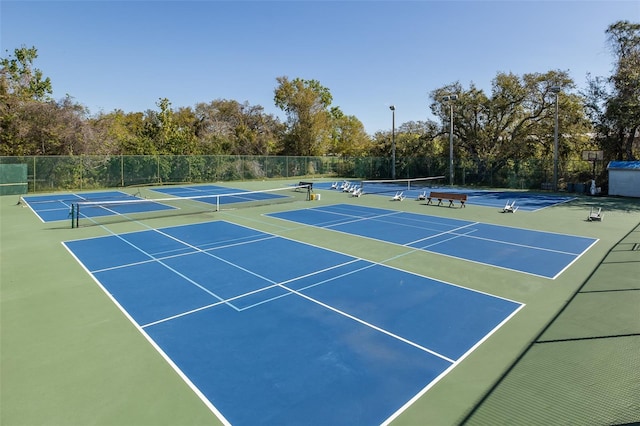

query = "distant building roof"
607;161;640;170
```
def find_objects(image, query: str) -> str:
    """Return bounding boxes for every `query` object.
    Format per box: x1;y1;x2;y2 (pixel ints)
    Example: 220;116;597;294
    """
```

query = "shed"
607;161;640;198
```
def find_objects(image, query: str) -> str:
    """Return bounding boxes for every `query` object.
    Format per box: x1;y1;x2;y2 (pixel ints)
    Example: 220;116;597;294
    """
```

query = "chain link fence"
0;154;600;193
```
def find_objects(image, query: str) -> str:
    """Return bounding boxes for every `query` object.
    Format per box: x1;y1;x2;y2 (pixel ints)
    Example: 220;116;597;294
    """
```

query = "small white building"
607;161;640;198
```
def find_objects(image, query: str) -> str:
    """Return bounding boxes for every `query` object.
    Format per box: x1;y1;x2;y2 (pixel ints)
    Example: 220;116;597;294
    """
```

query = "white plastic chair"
392;191;405;201
503;200;518;213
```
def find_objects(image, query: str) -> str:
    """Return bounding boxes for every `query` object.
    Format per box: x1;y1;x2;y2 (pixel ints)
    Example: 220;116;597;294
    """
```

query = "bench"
427;191;467;208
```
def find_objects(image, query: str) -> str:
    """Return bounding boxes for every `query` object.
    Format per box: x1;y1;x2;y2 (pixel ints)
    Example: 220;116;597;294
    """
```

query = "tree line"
1;21;638;177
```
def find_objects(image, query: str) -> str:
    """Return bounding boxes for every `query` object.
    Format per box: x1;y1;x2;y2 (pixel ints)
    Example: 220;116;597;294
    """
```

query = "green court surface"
1;180;638;426
462;224;640;426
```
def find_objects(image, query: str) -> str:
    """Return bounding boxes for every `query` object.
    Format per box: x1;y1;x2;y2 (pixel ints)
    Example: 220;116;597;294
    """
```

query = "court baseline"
267;204;599;279
63;220;523;425
21;191;175;222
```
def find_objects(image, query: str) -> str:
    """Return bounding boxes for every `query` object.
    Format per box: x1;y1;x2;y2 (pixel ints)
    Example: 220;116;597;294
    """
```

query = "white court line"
69;220;268;310
448;230;586;256
238;259;372;311
274;280;456;364
64;218;525;425
406;222;479;246
304;205;405;228
340;212;582;256
530;196;577;212
86;233;279;274
21;197;80;223
275;211;567;278
382;302;526;425
550;237;600;279
144;258;367;323
119;222;459;362
414;229;479;249
60;241;233;426
285;204;475;237
132;234;456;362
272;205;597;278
408;223;585;256
141;283;283;328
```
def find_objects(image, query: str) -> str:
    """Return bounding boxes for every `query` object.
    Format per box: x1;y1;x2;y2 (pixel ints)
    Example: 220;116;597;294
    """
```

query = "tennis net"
360;176;444;195
70;184;311;228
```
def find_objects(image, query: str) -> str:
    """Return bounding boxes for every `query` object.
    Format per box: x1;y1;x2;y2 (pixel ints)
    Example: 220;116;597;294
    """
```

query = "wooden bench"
427;191;467;208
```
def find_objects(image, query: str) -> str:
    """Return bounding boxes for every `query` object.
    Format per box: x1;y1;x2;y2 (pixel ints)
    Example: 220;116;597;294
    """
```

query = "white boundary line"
268;203;599;280
61;242;233;426
62;218;526;425
381;303;526;425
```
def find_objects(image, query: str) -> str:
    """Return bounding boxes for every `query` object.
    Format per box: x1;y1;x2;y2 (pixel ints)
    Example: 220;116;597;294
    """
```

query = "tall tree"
606;20;640;160
428;70;591;184
328;106;371;157
0;46;52;102
139;98;196;155
273;76;333;156
89;110;148;155
193;99;283;155
585;21;640;161
1;46;89;156
1;46;55;155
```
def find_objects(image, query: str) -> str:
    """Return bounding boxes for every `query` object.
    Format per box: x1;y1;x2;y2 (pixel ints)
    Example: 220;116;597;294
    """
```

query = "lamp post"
389;105;396;179
442;95;458;186
550;86;561;191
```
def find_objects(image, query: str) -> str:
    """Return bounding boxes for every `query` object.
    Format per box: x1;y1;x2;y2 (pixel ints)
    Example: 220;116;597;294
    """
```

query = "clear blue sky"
2;1;638;134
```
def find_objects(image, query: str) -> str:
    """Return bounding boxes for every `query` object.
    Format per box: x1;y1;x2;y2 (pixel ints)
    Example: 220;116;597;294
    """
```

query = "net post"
70;203;78;228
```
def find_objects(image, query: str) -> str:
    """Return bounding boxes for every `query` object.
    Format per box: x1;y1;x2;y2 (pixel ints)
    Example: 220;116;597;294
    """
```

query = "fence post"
33;157;37;192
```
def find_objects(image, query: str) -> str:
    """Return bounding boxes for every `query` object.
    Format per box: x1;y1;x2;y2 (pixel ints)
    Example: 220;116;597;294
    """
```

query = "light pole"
550;86;560;191
442;95;458;186
389;105;396;179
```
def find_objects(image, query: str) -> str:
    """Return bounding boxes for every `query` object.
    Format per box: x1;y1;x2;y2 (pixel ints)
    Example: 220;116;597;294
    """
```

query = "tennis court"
315;180;575;211
63;220;523;425
268;204;598;279
3;178;638;426
20;190;173;223
20;185;307;224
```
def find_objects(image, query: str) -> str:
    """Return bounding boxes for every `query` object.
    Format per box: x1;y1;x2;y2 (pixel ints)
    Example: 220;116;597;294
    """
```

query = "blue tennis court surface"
152;184;290;205
462;190;574;211
152;184;242;198
64;221;523;425
268;204;598;279
21;185;291;223
21;191;175;222
314;182;574;211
